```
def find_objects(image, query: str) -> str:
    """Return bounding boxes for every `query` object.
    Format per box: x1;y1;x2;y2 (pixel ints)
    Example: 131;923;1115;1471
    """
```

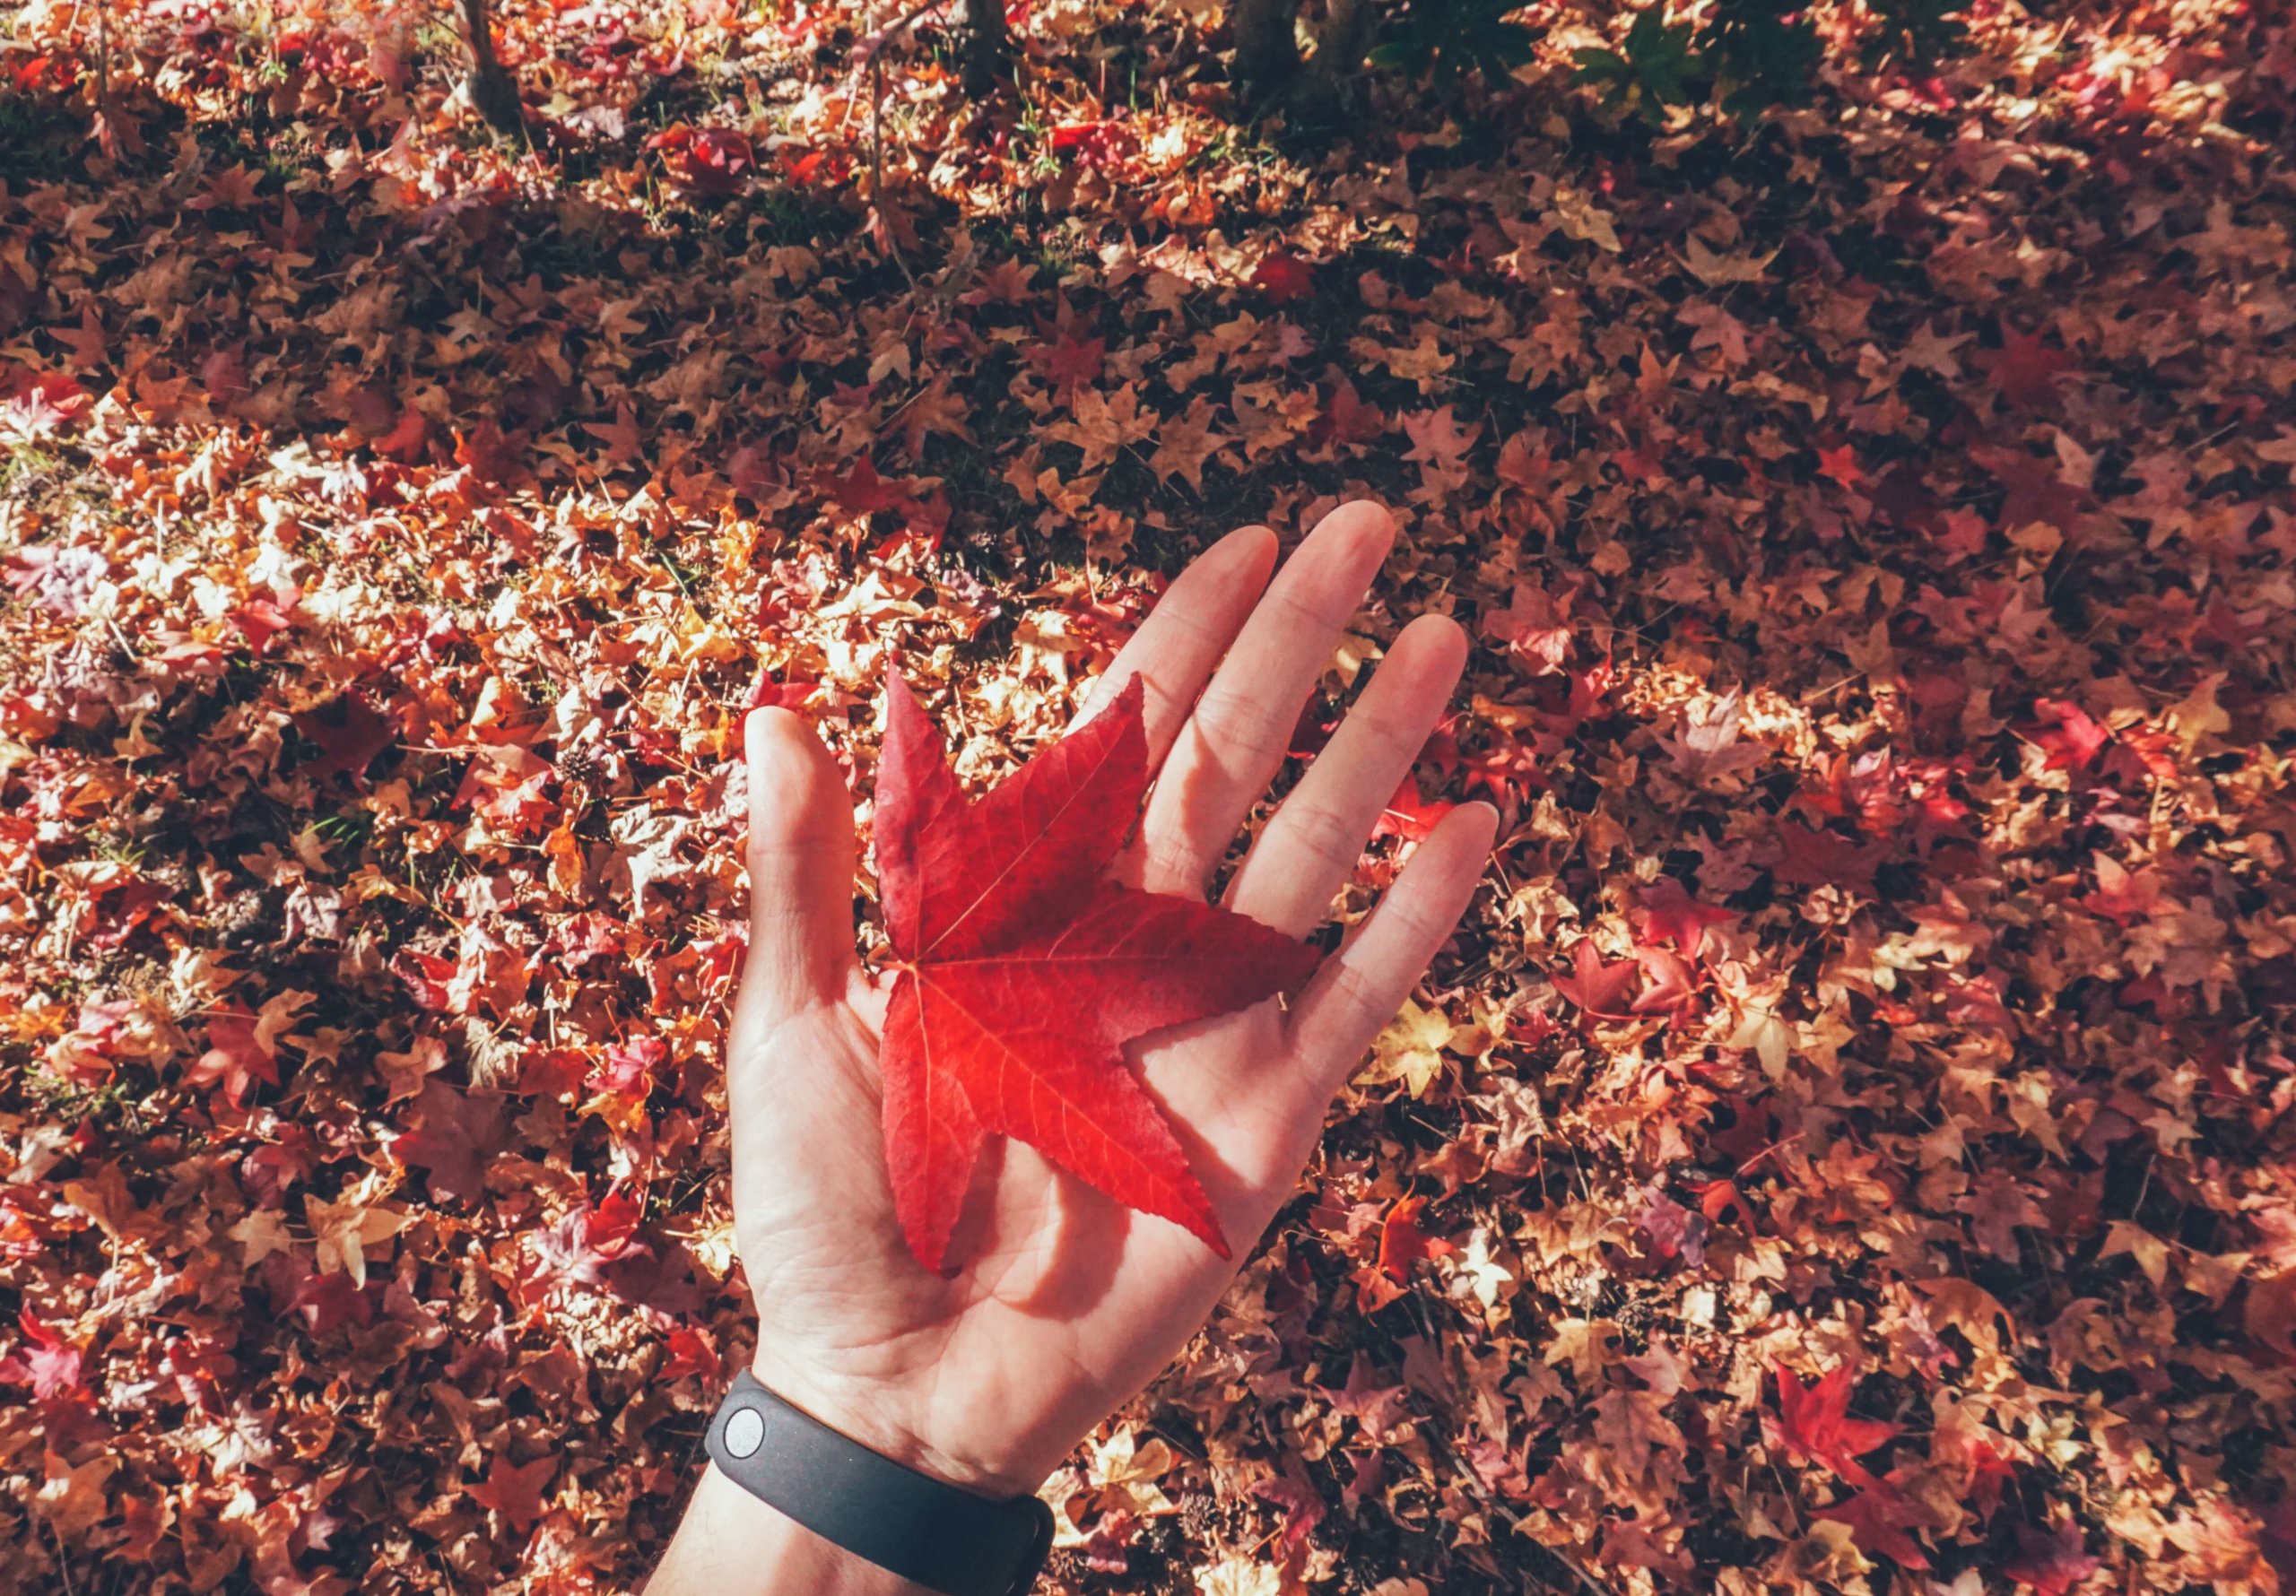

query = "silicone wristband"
703;1370;1055;1596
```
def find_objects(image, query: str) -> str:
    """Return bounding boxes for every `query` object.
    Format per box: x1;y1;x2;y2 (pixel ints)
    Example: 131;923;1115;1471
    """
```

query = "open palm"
725;503;1495;1497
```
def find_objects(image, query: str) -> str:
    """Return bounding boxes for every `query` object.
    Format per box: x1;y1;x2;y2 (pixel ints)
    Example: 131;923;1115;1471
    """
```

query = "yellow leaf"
2168;672;2230;750
1552;186;1621;252
1196;1559;1283;1596
2101;1220;2170;1288
1684;237;1779;285
1726;1002;1794;1080
230;1209;295;1266
1360;999;1454;1097
305;1189;412;1288
36;1454;117;1538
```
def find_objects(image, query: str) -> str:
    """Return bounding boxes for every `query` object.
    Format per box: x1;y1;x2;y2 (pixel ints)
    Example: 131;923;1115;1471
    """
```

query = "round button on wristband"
704;1371;1055;1596
724;1404;767;1459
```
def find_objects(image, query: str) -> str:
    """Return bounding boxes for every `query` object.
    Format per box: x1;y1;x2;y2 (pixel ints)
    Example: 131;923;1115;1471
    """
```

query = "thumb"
735;707;857;1024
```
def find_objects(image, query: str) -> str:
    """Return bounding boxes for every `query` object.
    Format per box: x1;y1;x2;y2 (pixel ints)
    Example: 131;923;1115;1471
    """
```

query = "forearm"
648;1463;936;1596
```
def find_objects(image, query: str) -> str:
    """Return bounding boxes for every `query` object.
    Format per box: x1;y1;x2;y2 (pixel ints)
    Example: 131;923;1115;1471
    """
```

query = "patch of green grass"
413;14;471;73
312;810;377;851
257;123;320;188
655;545;708;606
21;1062;160;1136
743;184;850;248
86;824;152;871
0;441;65;497
192;117;269;172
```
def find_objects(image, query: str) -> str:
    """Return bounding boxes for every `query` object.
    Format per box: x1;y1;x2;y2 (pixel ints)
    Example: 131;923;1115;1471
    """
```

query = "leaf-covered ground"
3;2;2294;1592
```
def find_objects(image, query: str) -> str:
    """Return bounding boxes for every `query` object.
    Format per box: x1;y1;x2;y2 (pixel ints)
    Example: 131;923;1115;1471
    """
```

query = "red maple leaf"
0;1310;86;1401
291;694;395;787
660;1326;722;1384
1550;940;1639;1020
2004;1520;2100;1596
1375;1195;1452;1281
1635;879;1736;959
372;406;429;461
745;670;819;715
1817;1482;1932;1569
517;1198;644;1306
0;369;90;438
587;1184;647;1255
874;672;1321;1272
1974;446;2094;539
389;1080;506;1205
1249;254;1315;302
1047;120;1139;169
1692;1179;1756;1230
2031;697;2109;771
1358;1194;1455;1311
645;124;753;195
1766;820;1884;893
230;593;301;651
1400;405;1479;475
454;419;521;486
84;876;170;950
1765;1362;1901;1488
1370;776;1457;844
285;1266;369;1335
1631;946;1699;1023
1028;331;1105;396
818;456;911;516
1980;329;2075;409
1964;1436;2018;1519
466;1452;556;1533
1308;376;1387;453
589;1036;665;1099
186;1006;281;1106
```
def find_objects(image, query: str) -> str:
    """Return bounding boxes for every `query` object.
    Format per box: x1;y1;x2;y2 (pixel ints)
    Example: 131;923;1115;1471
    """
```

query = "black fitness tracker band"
704;1370;1055;1596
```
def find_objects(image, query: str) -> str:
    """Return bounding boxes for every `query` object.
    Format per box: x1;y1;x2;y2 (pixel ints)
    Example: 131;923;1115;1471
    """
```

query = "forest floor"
3;1;2294;1592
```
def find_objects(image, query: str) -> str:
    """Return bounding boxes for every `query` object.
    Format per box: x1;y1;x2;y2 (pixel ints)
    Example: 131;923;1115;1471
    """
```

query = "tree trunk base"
460;0;523;133
466;63;524;133
1230;0;1305;103
962;0;1010;98
1276;0;1373;126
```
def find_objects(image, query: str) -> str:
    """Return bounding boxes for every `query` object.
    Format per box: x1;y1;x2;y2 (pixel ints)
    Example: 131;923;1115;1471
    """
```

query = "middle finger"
1126;501;1396;898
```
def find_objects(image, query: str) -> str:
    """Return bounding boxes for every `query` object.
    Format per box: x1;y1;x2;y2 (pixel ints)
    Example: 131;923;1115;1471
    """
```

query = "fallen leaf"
874;673;1319;1271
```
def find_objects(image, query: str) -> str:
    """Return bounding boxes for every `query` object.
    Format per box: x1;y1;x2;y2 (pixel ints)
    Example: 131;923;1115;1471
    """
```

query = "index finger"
1071;525;1280;767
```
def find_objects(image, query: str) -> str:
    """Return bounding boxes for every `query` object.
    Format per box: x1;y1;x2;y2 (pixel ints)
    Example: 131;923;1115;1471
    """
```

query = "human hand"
724;501;1494;1500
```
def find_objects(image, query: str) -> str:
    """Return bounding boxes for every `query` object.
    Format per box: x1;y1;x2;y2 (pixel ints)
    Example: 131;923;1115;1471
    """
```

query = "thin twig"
870;56;918;290
45;1500;77;1595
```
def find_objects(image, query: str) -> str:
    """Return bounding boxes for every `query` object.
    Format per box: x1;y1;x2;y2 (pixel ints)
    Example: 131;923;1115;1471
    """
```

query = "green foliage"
1573;8;1702;112
1368;0;1542;90
1575;0;1966;124
0;441;65;496
1703;0;1823;117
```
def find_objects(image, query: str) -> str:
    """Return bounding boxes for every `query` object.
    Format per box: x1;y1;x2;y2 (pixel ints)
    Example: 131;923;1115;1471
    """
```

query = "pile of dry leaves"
3;0;2294;1591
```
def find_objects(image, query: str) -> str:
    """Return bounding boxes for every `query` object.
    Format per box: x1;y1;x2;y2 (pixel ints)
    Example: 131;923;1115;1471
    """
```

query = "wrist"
749;1349;1054;1501
653;1464;935;1596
